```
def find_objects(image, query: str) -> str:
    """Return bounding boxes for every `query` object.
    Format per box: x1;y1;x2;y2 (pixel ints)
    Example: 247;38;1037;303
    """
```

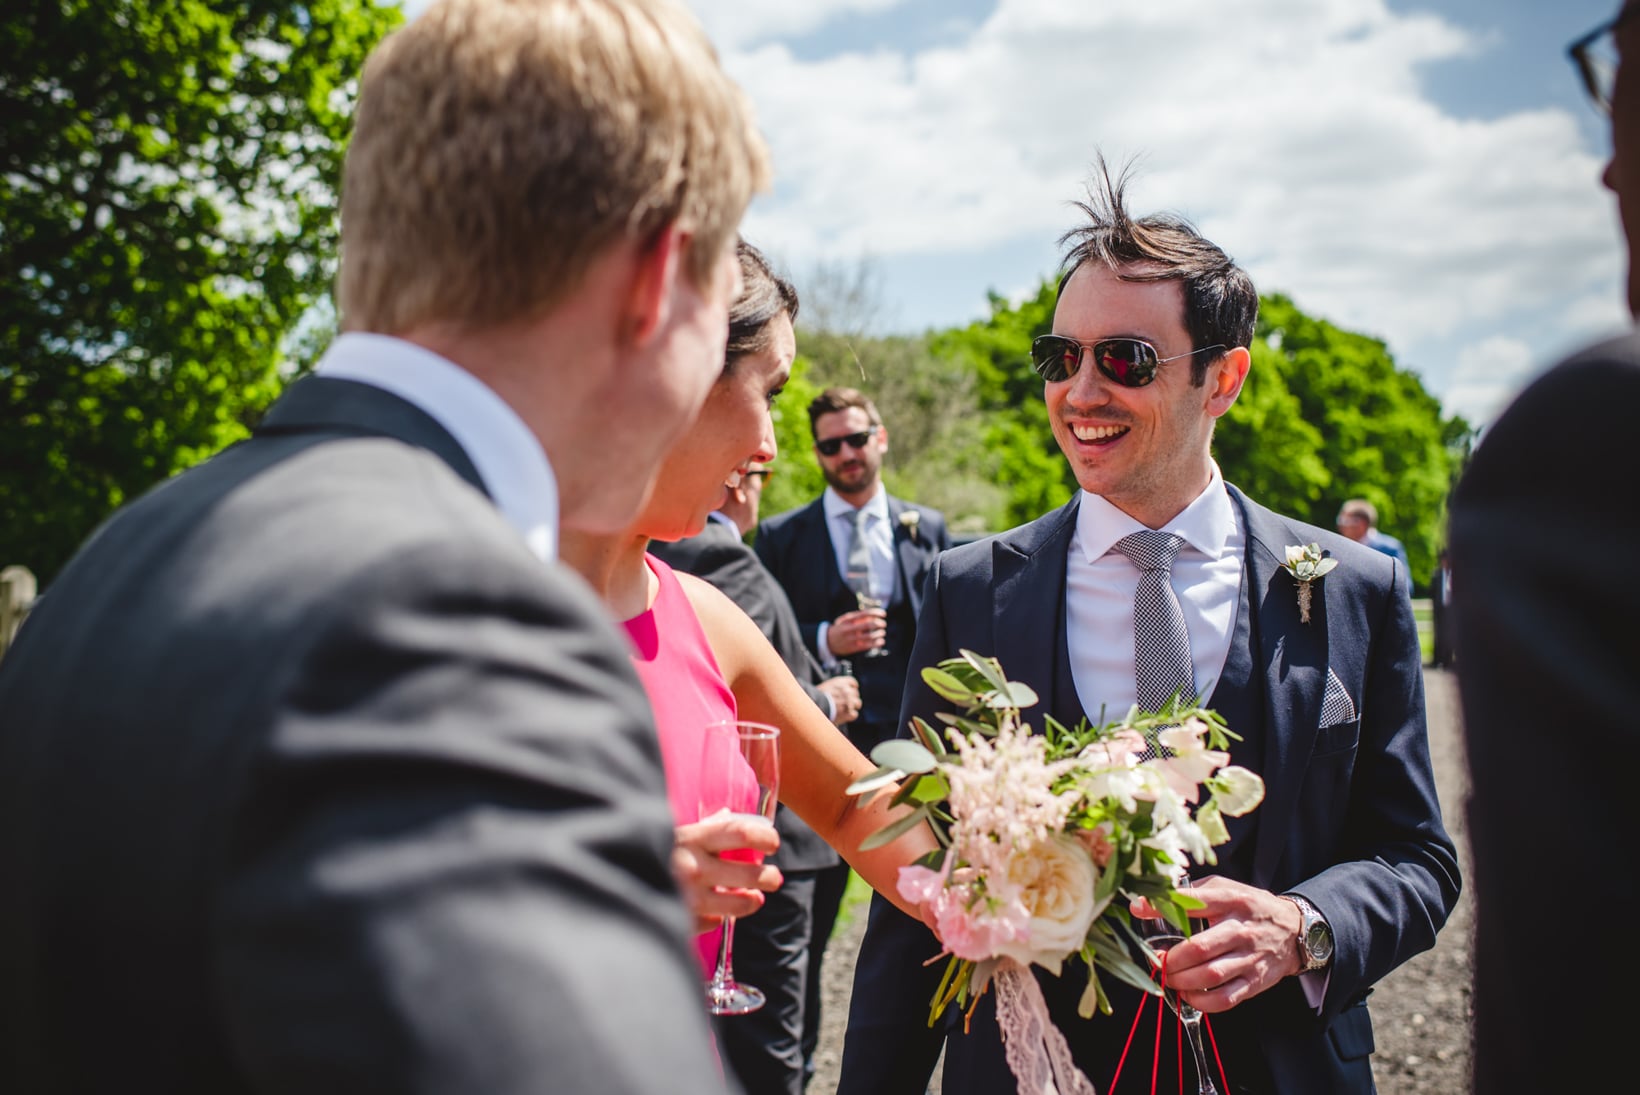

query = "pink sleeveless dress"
623;554;739;974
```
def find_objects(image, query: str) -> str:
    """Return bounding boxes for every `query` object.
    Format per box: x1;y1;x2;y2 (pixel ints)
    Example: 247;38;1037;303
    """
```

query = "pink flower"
1075;823;1116;868
933;892;1030;962
897;863;949;906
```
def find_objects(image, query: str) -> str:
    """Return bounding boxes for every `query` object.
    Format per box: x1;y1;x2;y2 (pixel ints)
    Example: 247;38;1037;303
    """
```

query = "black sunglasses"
1569;7;1633;116
1030;334;1227;387
815;430;877;457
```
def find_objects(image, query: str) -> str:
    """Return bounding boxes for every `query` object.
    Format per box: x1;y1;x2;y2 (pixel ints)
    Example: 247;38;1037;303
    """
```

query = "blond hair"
338;0;771;333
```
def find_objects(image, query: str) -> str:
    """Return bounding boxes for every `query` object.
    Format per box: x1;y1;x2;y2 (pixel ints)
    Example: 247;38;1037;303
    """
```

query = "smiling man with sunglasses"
1451;4;1640;1092
841;161;1458;1095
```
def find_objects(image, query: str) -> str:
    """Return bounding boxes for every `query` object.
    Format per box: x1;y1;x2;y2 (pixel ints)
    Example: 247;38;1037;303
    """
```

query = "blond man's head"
338;0;770;334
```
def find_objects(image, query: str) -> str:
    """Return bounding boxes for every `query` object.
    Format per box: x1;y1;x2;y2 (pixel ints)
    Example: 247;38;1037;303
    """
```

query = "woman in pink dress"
560;242;936;963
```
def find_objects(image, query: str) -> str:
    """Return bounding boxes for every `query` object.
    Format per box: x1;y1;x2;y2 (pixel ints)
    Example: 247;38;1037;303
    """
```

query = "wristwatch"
1285;894;1334;970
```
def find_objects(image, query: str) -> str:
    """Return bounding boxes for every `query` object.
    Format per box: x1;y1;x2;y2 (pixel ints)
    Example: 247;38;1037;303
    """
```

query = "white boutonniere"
899;509;921;542
1281;543;1338;624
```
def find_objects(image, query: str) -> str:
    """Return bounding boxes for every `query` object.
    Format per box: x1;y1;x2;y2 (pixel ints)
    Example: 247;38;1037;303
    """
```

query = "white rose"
991;834;1103;974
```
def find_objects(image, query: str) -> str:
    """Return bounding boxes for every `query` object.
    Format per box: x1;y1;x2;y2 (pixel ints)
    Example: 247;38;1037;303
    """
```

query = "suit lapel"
992;498;1081;725
257;376;489;497
1230;487;1331;886
887;496;927;617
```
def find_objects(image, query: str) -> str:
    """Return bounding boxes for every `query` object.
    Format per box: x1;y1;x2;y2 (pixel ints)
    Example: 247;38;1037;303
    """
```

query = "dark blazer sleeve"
754;509;827;657
1296;559;1459;1027
838;547;968;1094
1451;345;1640;1092
211;543;730;1095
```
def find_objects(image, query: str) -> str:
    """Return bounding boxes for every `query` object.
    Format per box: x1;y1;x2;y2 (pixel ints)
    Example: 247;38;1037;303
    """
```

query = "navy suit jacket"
754;494;950;750
840;486;1459;1095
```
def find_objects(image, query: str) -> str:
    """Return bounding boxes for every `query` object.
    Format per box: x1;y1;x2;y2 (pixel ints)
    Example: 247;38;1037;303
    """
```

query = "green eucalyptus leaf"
871;738;938;774
859;804;931;850
958;648;1010;692
923;667;975;705
910;771;950;803
846;766;905;797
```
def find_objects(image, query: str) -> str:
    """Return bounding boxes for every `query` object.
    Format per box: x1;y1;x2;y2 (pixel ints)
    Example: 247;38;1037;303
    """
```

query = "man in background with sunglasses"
841;165;1458;1095
1452;4;1640;1091
755;388;951;1067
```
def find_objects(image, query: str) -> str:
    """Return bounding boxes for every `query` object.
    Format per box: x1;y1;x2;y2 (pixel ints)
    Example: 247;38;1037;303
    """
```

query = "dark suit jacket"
650;520;839;872
754;494;950;752
1451;335;1640;1094
841;486;1459;1095
0;376;730;1094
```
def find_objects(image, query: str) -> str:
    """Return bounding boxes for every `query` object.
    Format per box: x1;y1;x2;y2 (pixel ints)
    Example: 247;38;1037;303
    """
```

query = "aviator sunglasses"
1030;334;1226;387
815;429;877;457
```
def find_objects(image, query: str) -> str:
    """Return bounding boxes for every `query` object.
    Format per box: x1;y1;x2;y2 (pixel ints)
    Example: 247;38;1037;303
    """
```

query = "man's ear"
1205;346;1251;419
624;223;688;346
876;425;890;454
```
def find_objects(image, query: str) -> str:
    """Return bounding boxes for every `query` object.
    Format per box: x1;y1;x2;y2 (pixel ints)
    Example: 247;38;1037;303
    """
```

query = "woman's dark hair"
724;239;798;372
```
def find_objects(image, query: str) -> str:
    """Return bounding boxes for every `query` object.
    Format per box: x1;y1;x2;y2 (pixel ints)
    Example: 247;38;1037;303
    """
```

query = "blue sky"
401;0;1628;428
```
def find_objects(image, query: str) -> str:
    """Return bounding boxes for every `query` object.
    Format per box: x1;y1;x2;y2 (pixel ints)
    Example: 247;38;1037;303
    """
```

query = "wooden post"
1;565;38;659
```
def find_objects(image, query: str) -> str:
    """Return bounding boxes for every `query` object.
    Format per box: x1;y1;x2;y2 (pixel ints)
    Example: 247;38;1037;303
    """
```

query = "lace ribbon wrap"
994;960;1098;1095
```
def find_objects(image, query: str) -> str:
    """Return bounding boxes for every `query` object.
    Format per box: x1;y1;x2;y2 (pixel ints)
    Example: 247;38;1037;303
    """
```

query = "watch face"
1306;921;1334;962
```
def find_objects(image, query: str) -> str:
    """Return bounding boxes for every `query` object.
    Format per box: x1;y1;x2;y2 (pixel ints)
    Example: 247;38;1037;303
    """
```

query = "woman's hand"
672;810;783;934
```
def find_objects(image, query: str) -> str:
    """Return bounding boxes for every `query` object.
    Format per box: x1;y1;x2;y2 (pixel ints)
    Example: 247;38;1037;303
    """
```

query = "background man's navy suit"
753;494;950;754
840;486;1460;1095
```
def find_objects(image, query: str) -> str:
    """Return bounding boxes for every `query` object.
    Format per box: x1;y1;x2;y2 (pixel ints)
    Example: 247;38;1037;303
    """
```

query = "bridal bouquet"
847;651;1264;1091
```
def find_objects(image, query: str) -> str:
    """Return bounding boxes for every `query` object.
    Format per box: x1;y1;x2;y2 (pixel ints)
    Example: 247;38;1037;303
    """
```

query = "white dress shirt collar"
1075;463;1237;564
822;484;888;525
314;332;559;563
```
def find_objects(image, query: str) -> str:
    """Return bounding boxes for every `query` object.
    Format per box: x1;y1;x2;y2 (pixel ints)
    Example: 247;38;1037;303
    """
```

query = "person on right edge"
1451;5;1640;1091
838;160;1460;1095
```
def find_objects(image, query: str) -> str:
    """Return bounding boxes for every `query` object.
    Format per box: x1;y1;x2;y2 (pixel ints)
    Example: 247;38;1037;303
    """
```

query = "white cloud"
1442;335;1541;425
686;0;909;50
714;0;1624;418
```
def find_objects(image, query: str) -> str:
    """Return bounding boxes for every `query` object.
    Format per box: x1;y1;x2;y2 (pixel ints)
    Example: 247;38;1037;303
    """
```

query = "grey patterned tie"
844;508;870;583
1114;531;1194;758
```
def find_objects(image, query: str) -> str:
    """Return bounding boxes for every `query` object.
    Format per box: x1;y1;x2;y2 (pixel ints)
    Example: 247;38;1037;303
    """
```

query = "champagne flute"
844;569;888;658
1137;878;1220;1095
699;719;780;1016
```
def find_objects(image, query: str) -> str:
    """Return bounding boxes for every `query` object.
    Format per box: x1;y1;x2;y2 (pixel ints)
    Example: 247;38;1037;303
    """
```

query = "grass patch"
832;871;874;938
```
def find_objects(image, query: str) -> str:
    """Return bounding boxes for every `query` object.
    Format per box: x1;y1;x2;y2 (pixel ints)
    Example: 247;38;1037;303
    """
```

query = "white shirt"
314;332;559;563
1065;465;1242;721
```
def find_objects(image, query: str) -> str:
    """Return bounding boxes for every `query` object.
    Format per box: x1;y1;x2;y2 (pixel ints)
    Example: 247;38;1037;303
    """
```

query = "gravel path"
808;668;1474;1094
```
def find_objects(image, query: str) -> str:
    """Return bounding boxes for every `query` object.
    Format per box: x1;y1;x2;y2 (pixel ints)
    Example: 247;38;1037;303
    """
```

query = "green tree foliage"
786;327;1007;535
1240;294;1468;586
1;0;400;583
930;281;1074;529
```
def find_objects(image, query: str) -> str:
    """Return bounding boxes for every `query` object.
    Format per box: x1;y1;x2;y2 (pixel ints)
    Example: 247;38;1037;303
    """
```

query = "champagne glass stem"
708;916;737;995
1179;1011;1219;1095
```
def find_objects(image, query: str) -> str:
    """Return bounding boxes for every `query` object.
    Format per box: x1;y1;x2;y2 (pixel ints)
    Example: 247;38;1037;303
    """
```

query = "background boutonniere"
899;509;921;542
1282;543;1338;624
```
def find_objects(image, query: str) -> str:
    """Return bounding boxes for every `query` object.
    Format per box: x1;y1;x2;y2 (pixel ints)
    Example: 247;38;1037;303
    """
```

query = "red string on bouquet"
1106;950;1234;1094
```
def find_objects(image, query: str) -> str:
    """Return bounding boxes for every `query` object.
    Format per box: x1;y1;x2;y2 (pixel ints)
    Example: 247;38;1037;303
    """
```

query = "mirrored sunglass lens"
1032;336;1079;381
1096;339;1158;386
